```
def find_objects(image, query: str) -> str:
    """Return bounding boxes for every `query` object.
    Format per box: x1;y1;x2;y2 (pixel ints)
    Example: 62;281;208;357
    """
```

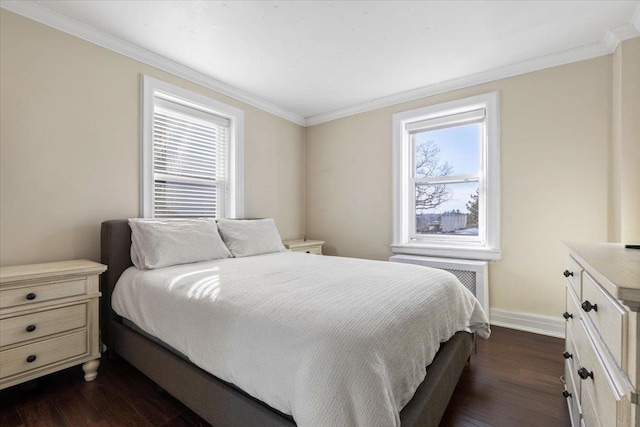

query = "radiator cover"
389;255;489;314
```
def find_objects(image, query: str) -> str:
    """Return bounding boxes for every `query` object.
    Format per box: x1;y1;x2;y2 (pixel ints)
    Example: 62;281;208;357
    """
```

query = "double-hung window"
392;92;500;260
141;76;244;219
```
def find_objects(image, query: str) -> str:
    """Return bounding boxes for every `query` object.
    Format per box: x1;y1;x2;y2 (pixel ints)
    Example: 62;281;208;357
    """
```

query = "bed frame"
100;219;473;427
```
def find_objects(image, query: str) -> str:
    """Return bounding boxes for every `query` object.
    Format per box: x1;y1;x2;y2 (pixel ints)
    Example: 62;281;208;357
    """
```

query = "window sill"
390;243;501;261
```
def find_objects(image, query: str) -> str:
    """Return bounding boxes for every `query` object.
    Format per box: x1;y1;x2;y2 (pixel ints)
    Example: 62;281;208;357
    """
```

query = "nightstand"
283;239;325;255
0;260;107;389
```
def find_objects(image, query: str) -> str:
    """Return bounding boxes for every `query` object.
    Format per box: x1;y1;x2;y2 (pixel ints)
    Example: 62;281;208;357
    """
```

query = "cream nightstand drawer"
0;330;87;379
0;278;87;309
295;246;322;255
283;239;324;255
0;303;87;347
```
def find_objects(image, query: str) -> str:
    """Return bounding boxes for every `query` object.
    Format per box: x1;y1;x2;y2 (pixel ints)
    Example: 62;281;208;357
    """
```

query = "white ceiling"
7;1;640;123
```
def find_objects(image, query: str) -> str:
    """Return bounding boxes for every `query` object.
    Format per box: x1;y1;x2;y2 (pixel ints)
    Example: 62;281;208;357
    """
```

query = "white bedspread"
112;252;490;426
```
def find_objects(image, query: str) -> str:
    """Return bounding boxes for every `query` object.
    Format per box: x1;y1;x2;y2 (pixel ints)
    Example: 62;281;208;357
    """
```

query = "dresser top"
565;242;640;305
0;259;107;283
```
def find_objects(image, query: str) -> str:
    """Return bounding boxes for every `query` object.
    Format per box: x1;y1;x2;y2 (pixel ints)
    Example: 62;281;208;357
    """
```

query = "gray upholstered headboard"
100;220;133;348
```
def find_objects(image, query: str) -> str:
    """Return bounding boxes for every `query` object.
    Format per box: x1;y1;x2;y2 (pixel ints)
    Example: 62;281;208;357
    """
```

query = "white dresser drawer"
581;383;602;427
0;278;87;309
566;286;582;338
0;303;87;347
565;256;584;299
574;319;630;427
565;358;582;427
581;272;628;368
0;330;87;379
565;326;580;389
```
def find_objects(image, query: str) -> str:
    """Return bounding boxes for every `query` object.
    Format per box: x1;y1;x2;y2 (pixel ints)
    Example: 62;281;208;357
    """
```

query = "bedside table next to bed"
283;239;325;255
0;260;107;390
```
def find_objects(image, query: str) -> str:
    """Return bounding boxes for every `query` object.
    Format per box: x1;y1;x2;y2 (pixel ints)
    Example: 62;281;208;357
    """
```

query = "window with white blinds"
141;76;244;219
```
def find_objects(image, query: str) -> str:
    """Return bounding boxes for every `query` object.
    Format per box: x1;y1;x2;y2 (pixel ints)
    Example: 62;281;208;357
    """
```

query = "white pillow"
217;218;286;257
129;218;231;269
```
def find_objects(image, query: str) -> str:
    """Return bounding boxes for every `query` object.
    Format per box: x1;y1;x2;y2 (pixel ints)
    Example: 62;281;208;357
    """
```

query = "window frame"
141;75;244;219
392;91;500;261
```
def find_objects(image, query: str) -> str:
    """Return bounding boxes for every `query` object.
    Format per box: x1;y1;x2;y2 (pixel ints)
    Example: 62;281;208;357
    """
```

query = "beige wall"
0;10;306;266
306;57;612;318
610;38;640;243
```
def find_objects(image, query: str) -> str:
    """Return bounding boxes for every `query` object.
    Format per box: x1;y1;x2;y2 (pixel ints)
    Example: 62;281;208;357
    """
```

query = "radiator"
389;255;489;314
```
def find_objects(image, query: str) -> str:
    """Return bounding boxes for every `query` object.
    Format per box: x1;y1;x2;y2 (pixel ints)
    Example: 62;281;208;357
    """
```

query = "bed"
100;219;488;427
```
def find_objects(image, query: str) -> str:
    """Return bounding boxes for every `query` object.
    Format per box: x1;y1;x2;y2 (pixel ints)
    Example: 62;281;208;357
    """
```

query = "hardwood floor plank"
106;365;181;425
0;403;23;427
50;387;105;426
17;400;67;427
77;382;154;427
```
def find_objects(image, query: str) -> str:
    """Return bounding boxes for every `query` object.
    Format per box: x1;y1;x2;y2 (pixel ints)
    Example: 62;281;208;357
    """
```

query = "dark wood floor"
1;326;569;427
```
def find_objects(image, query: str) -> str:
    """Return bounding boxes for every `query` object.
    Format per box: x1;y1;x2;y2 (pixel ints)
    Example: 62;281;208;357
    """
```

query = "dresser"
562;243;639;427
283;239;324;255
0;260;107;389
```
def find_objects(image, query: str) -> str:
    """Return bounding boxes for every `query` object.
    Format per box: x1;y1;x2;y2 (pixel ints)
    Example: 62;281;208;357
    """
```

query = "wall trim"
0;0;306;126
490;308;565;339
2;0;639;128
604;23;640;52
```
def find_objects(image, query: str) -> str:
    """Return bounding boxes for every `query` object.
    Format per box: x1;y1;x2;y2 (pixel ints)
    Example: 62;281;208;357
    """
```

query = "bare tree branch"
415;140;452;212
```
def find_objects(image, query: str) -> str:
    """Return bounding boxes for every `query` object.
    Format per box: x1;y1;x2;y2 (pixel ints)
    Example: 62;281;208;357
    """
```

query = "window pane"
415;181;479;236
414;123;481;178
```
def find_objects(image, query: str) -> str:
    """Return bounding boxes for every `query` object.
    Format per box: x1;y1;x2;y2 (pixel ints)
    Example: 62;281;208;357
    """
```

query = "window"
392;92;500;260
141;76;244;218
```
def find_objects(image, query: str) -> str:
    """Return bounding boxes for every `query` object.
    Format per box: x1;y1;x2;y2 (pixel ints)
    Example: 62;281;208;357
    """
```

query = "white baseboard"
490;308;565;338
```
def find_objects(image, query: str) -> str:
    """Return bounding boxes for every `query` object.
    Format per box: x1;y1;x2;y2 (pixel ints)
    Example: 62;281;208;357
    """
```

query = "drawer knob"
563;270;574;278
577;367;594;380
306;251;310;254
26;293;37;300
581;300;598;312
26;355;37;363
562;351;572;359
562;312;573;320
25;324;36;332
562;390;572;398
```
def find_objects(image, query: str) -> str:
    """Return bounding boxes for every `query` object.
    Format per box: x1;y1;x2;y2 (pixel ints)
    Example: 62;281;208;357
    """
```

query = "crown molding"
306;22;640;126
604;23;640;51
633;2;640;32
0;0;306;126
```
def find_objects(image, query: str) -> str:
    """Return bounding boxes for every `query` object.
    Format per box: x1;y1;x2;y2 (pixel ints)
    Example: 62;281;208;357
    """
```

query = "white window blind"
152;96;230;218
406;109;485;134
